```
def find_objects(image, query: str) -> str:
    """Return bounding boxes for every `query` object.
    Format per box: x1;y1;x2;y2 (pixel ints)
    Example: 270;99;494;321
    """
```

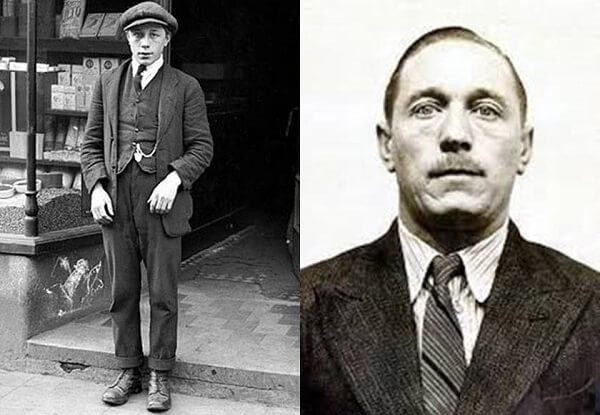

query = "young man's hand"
148;171;182;214
90;182;114;225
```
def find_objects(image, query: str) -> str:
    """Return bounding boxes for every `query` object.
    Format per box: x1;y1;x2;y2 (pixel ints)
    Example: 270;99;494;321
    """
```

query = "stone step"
26;277;299;409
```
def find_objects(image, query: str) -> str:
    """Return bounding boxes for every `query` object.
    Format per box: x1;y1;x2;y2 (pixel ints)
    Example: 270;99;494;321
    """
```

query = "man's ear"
376;121;395;172
517;124;534;175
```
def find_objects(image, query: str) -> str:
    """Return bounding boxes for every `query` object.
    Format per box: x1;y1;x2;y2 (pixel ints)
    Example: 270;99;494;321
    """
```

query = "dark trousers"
101;161;181;371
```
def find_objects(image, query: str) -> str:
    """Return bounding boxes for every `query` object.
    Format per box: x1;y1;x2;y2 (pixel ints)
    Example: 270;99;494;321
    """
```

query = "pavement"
0;369;297;414
5;209;299;413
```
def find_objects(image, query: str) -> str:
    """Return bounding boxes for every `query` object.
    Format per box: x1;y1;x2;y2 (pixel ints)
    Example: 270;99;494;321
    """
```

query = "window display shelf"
0;37;128;55
0;156;79;168
45;109;88;118
0;65;62;73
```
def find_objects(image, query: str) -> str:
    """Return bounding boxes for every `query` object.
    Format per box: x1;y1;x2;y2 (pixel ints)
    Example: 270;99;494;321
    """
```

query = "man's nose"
140;35;151;47
439;106;472;152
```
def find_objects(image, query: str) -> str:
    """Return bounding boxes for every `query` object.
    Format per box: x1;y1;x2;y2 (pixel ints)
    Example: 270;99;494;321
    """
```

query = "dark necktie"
421;253;467;415
133;64;146;93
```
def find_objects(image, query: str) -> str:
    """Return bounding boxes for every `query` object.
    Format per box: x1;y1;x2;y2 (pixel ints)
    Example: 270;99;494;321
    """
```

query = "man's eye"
411;103;440;118
473;105;500;120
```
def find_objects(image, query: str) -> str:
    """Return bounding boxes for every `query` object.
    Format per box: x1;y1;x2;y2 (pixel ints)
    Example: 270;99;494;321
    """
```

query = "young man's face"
126;23;170;66
378;39;533;235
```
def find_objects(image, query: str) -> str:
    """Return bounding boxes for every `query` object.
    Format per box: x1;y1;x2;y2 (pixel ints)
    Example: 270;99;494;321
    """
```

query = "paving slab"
0;369;297;415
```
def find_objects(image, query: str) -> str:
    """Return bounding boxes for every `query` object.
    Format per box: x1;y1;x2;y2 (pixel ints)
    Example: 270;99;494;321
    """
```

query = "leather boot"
147;369;171;412
102;367;142;405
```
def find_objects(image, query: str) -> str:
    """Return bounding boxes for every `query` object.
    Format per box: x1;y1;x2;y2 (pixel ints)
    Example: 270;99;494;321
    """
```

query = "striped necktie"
421;253;467;415
133;64;146;93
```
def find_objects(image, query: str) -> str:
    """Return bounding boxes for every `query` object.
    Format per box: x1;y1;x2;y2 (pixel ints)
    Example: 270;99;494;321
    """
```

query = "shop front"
0;0;298;359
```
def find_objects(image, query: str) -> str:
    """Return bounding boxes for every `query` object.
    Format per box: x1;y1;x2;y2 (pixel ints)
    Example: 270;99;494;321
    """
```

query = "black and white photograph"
0;0;298;413
302;1;600;414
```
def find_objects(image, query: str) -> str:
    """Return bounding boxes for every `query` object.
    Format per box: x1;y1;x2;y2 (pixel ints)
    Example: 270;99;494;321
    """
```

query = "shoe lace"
110;368;137;390
148;373;169;396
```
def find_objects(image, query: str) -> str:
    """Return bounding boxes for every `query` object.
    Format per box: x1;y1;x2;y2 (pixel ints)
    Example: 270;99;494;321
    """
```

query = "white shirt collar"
131;55;164;86
398;218;508;304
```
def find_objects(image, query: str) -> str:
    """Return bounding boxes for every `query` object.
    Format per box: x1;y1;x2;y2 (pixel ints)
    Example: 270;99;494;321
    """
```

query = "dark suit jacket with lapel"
301;221;600;414
81;59;213;237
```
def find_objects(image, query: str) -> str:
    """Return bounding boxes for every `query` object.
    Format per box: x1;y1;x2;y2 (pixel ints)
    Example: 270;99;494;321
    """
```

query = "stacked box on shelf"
51;61;91;112
2;59;46;159
97;13;121;39
72;65;84;111
59;0;87;39
50;56;121;115
100;57;119;74
52;63;69;111
57;64;71;86
64;86;76;111
50;84;64;110
79;13;104;38
82;56;100;110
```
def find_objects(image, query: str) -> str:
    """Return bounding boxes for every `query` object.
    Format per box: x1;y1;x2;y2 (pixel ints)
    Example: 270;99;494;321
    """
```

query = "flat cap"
120;1;178;34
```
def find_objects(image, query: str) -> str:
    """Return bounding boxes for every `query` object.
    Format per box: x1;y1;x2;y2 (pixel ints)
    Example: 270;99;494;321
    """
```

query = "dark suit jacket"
81;59;213;237
301;221;600;414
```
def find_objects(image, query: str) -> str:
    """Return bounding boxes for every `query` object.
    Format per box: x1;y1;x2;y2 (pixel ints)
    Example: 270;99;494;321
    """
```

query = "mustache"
428;155;485;178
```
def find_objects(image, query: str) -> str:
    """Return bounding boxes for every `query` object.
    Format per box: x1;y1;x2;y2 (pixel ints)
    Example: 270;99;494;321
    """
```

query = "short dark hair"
383;26;528;124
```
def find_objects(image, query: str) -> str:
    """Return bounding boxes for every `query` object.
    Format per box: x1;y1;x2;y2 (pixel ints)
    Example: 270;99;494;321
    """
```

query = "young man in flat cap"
81;1;213;411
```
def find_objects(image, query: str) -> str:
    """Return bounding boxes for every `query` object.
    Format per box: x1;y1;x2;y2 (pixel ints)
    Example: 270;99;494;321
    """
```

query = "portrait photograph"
301;1;600;414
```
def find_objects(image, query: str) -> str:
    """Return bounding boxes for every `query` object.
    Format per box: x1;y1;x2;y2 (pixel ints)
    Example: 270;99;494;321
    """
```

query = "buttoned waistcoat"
81;59;213;237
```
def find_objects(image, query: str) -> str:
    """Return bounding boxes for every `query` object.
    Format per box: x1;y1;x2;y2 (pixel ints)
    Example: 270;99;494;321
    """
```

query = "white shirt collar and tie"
131;54;164;90
398;219;508;365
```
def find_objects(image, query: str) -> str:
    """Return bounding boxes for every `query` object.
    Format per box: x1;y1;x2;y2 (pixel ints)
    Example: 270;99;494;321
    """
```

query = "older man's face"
378;39;533;234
